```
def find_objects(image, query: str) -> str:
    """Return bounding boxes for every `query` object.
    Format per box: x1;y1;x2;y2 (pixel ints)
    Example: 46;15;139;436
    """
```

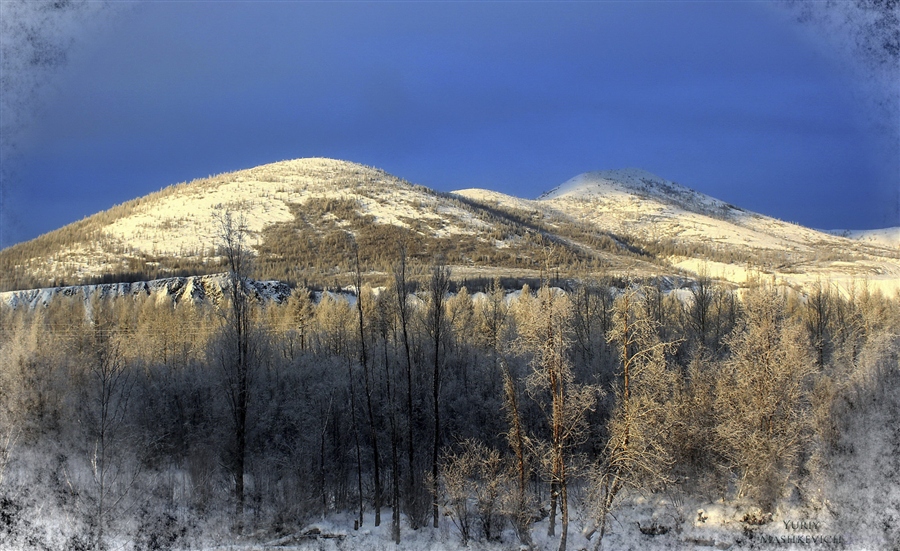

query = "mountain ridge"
2;157;897;295
537;168;743;220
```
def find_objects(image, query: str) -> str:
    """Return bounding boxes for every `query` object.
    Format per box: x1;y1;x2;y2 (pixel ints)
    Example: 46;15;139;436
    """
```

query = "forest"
0;224;898;550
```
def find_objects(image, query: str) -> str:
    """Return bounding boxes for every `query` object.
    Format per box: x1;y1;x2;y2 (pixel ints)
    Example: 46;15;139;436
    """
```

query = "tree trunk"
429;263;450;529
558;453;568;551
502;357;532;547
383;332;402;544
394;247;420;529
548;482;557;537
346;356;364;529
432;343;440;529
355;252;381;526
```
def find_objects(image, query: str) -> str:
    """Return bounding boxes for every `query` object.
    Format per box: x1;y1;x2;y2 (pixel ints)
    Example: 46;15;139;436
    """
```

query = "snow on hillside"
826;227;900;249
457;169;900;295
102;158;487;258
451;187;538;214
15;158;494;282
460;171;831;256
6;158;899;296
538;170;826;251
0;274;291;310
538;168;740;217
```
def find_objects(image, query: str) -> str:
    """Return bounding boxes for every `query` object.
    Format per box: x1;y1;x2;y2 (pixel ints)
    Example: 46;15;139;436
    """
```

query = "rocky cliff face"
0;273;292;310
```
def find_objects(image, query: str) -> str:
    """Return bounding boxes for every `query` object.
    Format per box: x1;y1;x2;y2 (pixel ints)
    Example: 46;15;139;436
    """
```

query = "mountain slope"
456;170;900;294
2;158;898;295
826;227;900;249
0;158;660;291
535;169;869;255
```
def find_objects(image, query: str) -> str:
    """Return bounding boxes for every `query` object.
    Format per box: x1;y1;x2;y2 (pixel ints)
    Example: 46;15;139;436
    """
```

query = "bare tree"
439;439;506;545
354;247;381;526
374;288;402;543
519;284;597;551
804;279;833;368
439;441;477;545
0;420;13;490
688;268;714;349
71;297;139;549
426;261;451;528
215;210;255;533
479;277;508;372
393;244;425;528
346;344;365;530
500;356;534;548
587;286;679;551
483;279;534;546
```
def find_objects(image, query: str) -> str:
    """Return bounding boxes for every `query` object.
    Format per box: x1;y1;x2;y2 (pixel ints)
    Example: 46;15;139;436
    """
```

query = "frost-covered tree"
499;354;534;548
477;277;509;371
439;439;506;545
518;285;597;551
284;286;315;359
71;297;139;549
714;283;814;511
587;286;678;551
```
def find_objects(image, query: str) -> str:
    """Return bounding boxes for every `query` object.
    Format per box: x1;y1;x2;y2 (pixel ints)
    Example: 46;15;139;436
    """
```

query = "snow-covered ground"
672;256;900;298
826;227;900;249
170;481;898;551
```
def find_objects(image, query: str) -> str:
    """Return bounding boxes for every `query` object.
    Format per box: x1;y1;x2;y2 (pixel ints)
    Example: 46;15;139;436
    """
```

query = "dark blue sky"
1;1;897;248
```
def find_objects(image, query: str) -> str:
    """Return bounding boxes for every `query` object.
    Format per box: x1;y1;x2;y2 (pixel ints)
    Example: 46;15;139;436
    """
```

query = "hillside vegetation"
2;158;898;295
1;259;897;550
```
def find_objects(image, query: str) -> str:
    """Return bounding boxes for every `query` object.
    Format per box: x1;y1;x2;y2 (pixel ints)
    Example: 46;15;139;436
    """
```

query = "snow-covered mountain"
539;168;738;216
825;227;900;249
2;158;898;296
1;159;492;284
457;169;900;294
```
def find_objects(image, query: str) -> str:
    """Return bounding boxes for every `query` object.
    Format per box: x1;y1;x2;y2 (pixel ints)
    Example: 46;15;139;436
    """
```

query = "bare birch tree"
393;244;426;528
353;247;381;526
587;286;679;551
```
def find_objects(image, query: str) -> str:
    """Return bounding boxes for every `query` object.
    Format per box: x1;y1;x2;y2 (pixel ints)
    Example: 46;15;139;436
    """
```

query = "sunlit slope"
826;227;900;249
2;159;897;294
0;159;660;290
456;169;900;294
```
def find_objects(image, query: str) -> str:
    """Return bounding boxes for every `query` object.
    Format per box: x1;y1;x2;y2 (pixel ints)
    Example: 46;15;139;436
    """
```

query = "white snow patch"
826;227;900;249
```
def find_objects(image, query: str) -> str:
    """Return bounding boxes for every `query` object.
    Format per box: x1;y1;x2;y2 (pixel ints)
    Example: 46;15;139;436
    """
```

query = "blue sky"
1;1;897;248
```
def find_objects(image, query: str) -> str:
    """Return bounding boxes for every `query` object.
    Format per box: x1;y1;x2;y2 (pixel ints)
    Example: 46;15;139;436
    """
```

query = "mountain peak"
538;168;677;200
537;168;743;219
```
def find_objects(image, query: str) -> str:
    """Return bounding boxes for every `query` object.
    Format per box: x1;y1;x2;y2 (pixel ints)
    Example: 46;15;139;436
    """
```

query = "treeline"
0;254;898;549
